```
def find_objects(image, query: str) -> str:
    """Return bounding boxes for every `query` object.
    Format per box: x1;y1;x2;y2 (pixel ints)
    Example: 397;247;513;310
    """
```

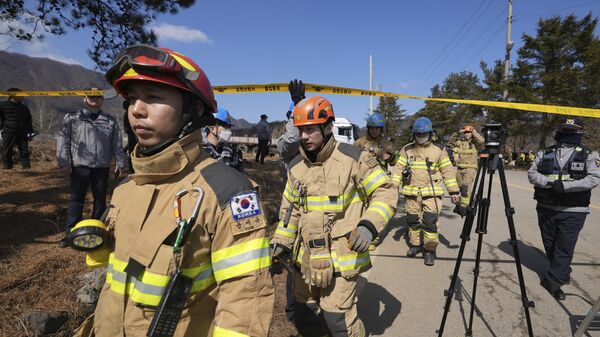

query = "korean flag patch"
230;191;262;221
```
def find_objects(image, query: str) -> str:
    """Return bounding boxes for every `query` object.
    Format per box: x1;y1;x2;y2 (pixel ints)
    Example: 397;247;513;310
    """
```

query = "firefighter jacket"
354;134;395;166
273;136;398;278
91;130;274;337
392;141;460;197
528;144;600;212
448;131;484;169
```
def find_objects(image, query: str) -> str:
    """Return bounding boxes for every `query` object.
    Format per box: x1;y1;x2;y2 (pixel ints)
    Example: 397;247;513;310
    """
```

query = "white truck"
332;117;360;145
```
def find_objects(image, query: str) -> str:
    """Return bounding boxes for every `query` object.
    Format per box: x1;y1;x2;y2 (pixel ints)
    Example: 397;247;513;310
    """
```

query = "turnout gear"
392;141;459;257
273;133;397;336
347;224;374;253
76;131;274;337
354;133;395;171
448;128;484;209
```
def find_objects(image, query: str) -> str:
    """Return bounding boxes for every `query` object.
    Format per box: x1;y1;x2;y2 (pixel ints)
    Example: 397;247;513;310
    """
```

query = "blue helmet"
366;113;385;127
214;107;233;126
412;117;433;134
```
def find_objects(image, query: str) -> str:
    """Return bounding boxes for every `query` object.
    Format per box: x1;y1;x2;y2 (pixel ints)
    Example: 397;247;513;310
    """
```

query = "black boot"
406;245;422;257
540;277;565;300
424;250;435;266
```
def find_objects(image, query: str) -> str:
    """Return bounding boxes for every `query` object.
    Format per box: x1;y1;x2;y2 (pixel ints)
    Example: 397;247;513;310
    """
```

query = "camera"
482;122;506;149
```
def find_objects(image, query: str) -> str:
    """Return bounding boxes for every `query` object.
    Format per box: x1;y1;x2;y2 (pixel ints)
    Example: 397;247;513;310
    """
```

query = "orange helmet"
105;45;217;113
293;96;335;127
463;125;474;132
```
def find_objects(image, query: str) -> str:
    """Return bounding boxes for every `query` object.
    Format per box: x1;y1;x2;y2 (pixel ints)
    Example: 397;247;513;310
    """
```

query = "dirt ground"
0;140;296;337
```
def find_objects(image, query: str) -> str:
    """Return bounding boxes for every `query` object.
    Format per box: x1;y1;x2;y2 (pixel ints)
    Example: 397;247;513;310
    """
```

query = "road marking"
507;182;600;210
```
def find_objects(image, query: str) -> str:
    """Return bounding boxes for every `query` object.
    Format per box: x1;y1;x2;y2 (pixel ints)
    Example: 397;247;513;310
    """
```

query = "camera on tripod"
482;122;506;150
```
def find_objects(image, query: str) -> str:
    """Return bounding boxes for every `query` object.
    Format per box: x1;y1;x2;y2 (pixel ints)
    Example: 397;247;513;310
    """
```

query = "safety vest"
534;145;591;207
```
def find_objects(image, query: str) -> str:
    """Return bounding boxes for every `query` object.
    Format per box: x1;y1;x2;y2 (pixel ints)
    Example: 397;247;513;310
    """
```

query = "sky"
2;0;600;125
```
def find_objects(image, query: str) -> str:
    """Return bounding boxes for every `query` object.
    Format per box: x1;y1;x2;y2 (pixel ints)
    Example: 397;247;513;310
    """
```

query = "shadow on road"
358;278;402;336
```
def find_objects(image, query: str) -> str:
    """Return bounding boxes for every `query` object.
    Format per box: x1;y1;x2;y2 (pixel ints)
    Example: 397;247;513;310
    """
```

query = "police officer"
203;107;243;172
392;117;460;266
74;45;274;336
270;96;397;336
528;117;600;300
447;125;484;216
354;112;395;173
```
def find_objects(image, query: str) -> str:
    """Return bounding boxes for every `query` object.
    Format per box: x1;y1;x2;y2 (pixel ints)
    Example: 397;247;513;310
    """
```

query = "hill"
0;50;125;132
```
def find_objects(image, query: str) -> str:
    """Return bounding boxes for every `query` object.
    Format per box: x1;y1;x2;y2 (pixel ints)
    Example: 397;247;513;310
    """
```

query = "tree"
1;0;195;69
417;71;484;139
511;13;600;148
373;95;406;144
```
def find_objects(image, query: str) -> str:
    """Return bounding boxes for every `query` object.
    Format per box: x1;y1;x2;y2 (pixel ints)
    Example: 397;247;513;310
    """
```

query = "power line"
515;0;600;20
460;22;507;71
412;0;494;96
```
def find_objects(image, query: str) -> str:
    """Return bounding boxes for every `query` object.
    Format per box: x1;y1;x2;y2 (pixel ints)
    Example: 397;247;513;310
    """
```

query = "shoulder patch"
201;162;254;208
230;191;262;221
337;142;362;162
289;154;303;169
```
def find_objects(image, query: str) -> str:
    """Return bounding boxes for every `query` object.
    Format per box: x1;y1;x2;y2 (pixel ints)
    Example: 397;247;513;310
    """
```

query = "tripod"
437;148;535;337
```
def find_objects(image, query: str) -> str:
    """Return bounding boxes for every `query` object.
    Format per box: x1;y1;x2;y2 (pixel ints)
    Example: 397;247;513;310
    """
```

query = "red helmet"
293;96;335;127
105;45;217;113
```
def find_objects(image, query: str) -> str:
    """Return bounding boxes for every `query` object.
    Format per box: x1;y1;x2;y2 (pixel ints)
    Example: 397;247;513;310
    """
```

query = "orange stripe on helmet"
293;96;335;127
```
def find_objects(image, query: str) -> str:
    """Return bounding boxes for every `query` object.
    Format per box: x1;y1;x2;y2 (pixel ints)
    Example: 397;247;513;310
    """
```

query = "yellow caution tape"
2;83;599;118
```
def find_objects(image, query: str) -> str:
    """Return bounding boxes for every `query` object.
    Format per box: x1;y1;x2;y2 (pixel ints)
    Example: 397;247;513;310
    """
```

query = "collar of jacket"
366;133;383;143
131;130;205;185
300;133;337;164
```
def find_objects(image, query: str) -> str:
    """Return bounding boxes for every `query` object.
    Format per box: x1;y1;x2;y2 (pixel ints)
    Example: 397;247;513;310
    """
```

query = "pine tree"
373;96;406;144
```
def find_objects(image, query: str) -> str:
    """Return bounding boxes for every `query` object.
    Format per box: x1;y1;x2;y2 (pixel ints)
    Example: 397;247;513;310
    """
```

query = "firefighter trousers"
456;167;477;207
292;269;364;337
405;195;443;252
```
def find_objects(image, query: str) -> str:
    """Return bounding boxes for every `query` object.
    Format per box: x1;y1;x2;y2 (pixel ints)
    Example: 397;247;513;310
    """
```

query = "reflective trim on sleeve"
211;238;271;282
362;168;391;195
444;178;458;188
213;325;250;337
366;201;394;223
397;156;408;165
438;158;452;169
391;174;402;184
274;220;298;239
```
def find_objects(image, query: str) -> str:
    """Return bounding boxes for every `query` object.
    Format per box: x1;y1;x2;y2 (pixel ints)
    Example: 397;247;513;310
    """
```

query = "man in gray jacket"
56;89;127;247
528;117;600;300
255;114;271;164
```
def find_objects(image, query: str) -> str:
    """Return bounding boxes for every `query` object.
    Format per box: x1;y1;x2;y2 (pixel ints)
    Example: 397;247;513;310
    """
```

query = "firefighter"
270;96;397;337
203;107;244;172
354;112;396;173
528;117;600;300
447;124;484;216
392;117;460;266
74;45;274;337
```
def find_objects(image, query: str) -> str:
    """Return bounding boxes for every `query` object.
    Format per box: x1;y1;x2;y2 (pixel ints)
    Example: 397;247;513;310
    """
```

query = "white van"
332;117;359;145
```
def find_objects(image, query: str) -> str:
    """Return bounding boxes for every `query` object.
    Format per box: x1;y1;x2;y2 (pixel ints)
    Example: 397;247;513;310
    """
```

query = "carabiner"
172;187;204;252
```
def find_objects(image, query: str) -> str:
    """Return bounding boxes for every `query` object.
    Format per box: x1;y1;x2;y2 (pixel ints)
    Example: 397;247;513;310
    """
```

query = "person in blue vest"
528;117;600;300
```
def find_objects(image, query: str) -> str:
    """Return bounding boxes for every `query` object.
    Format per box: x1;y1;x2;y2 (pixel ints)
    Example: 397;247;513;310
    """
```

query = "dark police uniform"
528;118;600;298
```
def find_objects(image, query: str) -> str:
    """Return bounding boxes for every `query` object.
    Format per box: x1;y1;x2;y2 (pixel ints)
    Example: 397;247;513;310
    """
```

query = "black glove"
550;181;565;195
288;79;306;105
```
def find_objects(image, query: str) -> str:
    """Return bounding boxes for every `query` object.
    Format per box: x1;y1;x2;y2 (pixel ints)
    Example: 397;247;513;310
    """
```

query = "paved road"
360;169;600;337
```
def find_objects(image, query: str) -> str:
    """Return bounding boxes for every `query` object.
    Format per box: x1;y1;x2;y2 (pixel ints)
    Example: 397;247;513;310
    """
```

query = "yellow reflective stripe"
458;163;478;168
331;250;370;271
402;185;444;196
275;220;298;239
304;190;362;212
423;231;439;239
283;182;295;202
397;156;408;165
213;326;249;337
211;238;271;282
439;158;452;168
362;168;390;195
106;253;215;306
310;252;331;260
366;201;393;223
444;178;458;188
391;174;402;184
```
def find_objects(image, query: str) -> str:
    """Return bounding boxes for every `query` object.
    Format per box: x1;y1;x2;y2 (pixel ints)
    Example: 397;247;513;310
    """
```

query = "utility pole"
502;0;514;100
369;54;373;115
